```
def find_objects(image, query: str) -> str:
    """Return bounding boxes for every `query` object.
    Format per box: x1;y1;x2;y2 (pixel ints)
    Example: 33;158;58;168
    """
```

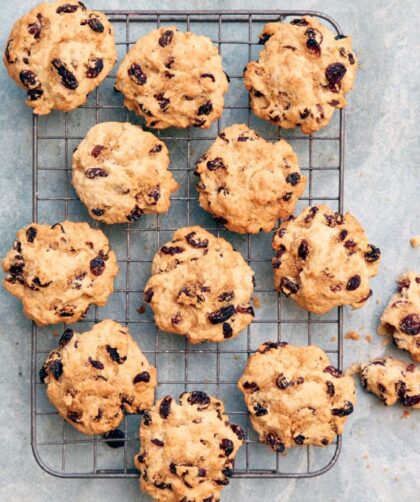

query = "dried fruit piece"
399;314;420;336
265;432;285;452
325;63;347;87
128;63;147;85
159;30;174;47
185;231;209;248
286;172;301;186
207;157;226;171
159;396;172;418
103;429;125;448
208;305;236;324
86;58;104;78
197;101;213;116
19;70;37;87
331;400;354;417
90;256;105;276
187;391;210;407
133;371;151;384
26;226;37;242
51;59;78;90
298;240;309;260
57;4;79;13
346;275;361;291
364;244;381;262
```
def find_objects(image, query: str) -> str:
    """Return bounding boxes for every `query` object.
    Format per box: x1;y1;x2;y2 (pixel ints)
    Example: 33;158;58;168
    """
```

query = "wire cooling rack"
31;10;345;480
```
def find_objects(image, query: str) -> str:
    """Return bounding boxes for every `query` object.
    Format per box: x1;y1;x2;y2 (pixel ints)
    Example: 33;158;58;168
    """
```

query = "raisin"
106;345;127;364
272;244;286;269
159;396;172;418
201;73;215;82
127;206;142;222
253;90;264;97
300;108;310;119
338;229;348;241
323;366;342;378
28;88;44;100
223;323;233;338
283;192;293;201
259;341;287;353
279;277;299;296
325;63;347;86
346;275;361;291
329;99;339;106
31;277;52;289
332;401;353;416
214;479;229;486
219;439;234;456
50;359;63;380
19;70;37;87
13;240;22;252
399;314;420;335
306;38;321;56
89;357;104;370
185;231;209;248
298;239;309;260
258;32;271;44
187;391;210;407
304;206;319;223
51;223;66;232
103;429;125;448
214;216;228;225
243;381;259;392
51;59;78;90
128;63;147;85
39;365;48;383
207;157;226;171
171;312;182;326
59;328;73;347
294;435;305;445
26;226;37;242
344;240;357;254
56;4;78;13
149;144;162;155
230;423;244;440
253;403;268;416
286;172;301;186
236;305;255;316
326;381;335;397
364;244;381;262
165;57;175;69
208;305;236;324
151;438;164;447
197;101;213;116
148;186;160;204
86;58;104;78
90;256;105;276
28;13;44;39
142;410;152;426
93;408;103;421
154;92;170;111
218;291;234;302
290;18;308;26
144;288;154;303
348;53;355;65
160;245;184;255
67;411;82;422
305;28;323;44
159;30;174;47
83;17;104;33
398;278;410;292
265;432;285;452
136;453;146;463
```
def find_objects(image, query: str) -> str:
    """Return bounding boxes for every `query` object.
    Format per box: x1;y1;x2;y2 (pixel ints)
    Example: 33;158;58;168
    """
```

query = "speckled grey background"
0;1;419;501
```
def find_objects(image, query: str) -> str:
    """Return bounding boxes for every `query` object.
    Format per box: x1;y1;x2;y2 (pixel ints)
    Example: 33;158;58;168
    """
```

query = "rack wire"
31;10;345;480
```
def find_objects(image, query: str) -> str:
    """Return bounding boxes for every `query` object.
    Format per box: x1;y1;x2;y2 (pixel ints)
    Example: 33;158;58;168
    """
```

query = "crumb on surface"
345;330;360;341
252;296;261;309
381;337;391;346
347;363;361;375
330;335;337;342
410;235;420;248
376;296;382;305
401;410;410;419
364;334;372;343
363;453;369;459
52;330;59;337
137;305;146;314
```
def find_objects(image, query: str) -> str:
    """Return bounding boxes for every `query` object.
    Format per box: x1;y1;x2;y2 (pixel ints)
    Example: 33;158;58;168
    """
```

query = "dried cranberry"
83;17;104;33
207;157;226;171
279;277;299;296
67;411;82;422
208;305;235;324
214;216;228;225
323;366;342;377
133;371;150;384
144;288;154;303
160;245;184;255
86;58;103;78
223;323;233;338
325;63;347;86
230;424;244;440
197;101;213;116
344;240;357;254
290;18;308;26
406;364;416;373
332;400;353;416
399;314;420;335
154;92;170;111
106;345;126;364
26;226;37;242
90;256;105;276
253;403;268;416
364;245;381;262
89;357;104;370
128;63;147;85
187;391;210;408
346;275;361;291
27;88;44;100
149;144;162;154
127;206;142;222
326;381;335;396
220;439;234;456
159;30;174;47
59;328;73;347
237;305;255;316
159;396;172;418
294;435;305;445
50;359;63;380
242;381;259;392
103;429;125;448
185;231;208;248
19;70;37;87
51;59;78;90
306;38;321;56
298;239;309;260
218;291;234;302
265;432;285;452
338;229;348;241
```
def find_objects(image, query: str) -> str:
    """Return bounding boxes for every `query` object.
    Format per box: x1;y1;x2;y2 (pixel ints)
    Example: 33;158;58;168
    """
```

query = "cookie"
272;204;380;314
2;221;118;325
378;272;420;363
144;226;255;344
194;124;306;234
115;26;228;129
134;392;244;501
4;0;117;114
40;320;157;435
360;357;419;408
238;342;356;451
72;122;179;224
244;16;357;134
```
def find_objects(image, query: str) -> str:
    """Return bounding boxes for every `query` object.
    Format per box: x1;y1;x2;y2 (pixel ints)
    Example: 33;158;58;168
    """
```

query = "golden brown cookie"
40;320;157;435
4;0;117;114
72;122;179;224
194;123;306;234
144;226;255;344
2;221;118;325
360;357;419;408
272;204;380;314
135;392;244;501
238;342;356;451
378;272;419;362
244;16;357;134
115;26;228;129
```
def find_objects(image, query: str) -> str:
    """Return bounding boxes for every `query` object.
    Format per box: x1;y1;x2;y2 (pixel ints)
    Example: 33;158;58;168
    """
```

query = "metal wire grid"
31;10;345;480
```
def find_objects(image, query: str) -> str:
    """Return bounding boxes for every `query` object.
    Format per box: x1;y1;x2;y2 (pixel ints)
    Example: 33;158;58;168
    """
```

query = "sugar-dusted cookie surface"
115;26;228;129
4;0;117;114
244;16;357;133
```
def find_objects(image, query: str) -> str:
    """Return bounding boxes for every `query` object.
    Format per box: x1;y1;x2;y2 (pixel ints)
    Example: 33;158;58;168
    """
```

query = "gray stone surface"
0;1;418;501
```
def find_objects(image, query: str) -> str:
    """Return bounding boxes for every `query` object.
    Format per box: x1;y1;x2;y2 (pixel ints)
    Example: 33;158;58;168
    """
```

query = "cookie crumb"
376;296;382;305
137;305;146;314
410;235;420;248
252;296;261;309
364;334;372;343
52;330;59;337
345;331;360;341
330;335;337;342
363;453;369;459
401;410;410;419
347;363;361;375
381;337;391;346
